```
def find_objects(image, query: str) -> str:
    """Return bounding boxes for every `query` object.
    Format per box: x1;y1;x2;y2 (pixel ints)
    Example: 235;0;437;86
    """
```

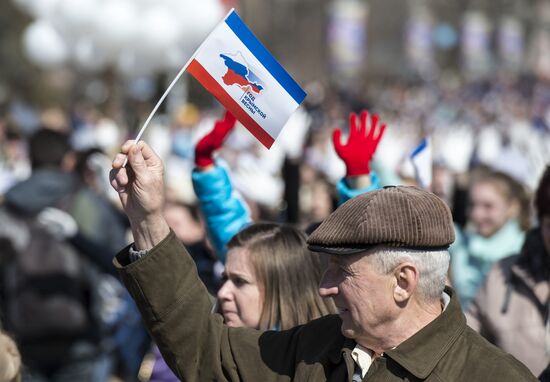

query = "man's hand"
332;110;387;177
194;111;237;170
110;140;170;250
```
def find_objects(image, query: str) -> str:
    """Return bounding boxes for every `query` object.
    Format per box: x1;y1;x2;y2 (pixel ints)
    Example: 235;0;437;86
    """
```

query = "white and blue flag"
410;137;432;190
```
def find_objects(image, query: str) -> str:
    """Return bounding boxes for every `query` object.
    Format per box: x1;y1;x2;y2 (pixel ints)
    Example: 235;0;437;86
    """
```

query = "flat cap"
307;186;455;255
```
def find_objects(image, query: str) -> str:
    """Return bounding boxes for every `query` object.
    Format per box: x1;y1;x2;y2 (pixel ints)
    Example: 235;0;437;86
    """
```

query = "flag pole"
122;55;194;167
123;8;236;167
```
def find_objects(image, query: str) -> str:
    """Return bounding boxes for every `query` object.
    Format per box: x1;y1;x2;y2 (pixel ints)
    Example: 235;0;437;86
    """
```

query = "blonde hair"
227;223;336;330
0;332;21;382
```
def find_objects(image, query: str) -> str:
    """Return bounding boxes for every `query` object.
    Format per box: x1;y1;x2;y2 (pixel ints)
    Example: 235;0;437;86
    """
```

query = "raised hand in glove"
332;110;387;177
194;111;237;169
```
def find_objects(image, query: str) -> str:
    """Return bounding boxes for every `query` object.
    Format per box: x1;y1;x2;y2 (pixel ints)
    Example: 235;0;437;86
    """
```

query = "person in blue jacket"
191;109;387;260
191;112;251;261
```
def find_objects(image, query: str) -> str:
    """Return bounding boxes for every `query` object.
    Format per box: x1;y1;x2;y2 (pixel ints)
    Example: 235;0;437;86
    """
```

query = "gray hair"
370;248;450;301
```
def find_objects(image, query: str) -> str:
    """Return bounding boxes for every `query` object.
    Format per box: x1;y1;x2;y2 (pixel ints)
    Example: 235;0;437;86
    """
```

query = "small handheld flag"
410;137;432;190
188;9;306;148
126;9;306;167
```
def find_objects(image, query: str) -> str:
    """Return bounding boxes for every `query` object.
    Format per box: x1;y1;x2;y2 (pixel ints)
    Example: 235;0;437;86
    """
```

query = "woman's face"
469;182;516;238
217;247;263;329
541;216;550;257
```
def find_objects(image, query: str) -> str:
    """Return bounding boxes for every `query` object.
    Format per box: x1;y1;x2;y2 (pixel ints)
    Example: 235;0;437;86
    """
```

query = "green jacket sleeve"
114;231;299;382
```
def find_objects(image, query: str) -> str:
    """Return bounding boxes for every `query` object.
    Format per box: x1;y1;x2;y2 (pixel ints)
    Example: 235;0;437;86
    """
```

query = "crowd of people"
0;73;549;381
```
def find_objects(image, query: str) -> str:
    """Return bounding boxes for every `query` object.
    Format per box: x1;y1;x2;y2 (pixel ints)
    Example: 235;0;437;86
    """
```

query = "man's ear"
392;263;419;303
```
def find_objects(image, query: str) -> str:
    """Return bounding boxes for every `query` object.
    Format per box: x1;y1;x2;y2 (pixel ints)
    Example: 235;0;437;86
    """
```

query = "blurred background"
1;0;550;200
1;0;550;381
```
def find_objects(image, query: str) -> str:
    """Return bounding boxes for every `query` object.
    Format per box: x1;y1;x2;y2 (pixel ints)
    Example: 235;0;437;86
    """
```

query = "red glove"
332;110;387;177
195;111;237;168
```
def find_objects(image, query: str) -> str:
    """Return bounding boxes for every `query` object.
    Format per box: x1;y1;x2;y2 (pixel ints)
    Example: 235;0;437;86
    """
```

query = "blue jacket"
336;171;381;205
191;162;251;263
192;162;381;262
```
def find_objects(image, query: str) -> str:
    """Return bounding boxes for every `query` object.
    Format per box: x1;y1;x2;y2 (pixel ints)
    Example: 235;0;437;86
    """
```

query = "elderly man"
110;141;535;381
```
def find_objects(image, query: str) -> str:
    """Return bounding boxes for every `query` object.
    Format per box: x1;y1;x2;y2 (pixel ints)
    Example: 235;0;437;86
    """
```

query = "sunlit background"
1;0;550;212
2;2;550;381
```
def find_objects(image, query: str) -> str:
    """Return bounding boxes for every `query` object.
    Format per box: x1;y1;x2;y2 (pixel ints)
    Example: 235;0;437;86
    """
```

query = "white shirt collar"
351;344;373;378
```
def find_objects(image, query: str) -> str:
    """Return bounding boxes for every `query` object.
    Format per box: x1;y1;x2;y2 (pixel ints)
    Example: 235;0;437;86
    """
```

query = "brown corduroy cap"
307;186;455;255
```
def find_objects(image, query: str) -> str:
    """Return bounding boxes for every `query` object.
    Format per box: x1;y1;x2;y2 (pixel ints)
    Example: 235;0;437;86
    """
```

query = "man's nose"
318;271;338;298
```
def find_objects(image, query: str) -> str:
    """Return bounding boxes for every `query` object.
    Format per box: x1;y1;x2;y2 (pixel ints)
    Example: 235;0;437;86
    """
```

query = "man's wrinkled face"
318;251;396;342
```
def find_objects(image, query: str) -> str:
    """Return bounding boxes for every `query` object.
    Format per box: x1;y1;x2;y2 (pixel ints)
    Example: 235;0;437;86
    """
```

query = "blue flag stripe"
225;11;306;105
411;138;428;158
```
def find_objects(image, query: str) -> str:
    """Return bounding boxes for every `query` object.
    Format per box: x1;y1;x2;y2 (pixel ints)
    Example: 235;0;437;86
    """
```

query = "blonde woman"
218;222;335;330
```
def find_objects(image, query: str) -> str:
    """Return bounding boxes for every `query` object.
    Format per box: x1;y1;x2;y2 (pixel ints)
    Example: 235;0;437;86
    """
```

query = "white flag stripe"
193;22;300;140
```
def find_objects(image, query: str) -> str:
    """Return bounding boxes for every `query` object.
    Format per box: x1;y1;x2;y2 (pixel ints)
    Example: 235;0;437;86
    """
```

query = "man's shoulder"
264;314;342;342
260;315;344;358
295;315;346;358
440;326;537;381
251;315;345;379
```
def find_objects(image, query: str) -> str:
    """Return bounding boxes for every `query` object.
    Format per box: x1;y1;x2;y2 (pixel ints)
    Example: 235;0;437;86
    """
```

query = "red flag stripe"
188;59;275;149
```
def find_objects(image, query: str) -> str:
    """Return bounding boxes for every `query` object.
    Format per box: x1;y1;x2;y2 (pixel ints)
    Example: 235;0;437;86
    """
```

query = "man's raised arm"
108;141;300;382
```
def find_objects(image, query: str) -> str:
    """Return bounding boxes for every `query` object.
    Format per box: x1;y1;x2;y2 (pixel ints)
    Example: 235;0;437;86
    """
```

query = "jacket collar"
383;286;466;379
328;326;355;364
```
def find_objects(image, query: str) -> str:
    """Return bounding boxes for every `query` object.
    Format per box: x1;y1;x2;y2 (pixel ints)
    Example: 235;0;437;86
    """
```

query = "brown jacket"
466;229;550;376
115;231;536;381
